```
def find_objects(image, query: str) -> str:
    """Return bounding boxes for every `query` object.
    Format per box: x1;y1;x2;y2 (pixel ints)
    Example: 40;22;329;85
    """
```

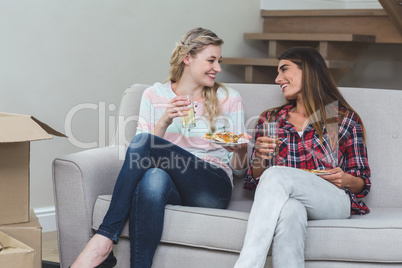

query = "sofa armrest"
52;145;124;267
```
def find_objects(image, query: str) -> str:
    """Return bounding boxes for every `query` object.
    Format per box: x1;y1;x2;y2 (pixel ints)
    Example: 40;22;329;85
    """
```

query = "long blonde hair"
167;27;227;132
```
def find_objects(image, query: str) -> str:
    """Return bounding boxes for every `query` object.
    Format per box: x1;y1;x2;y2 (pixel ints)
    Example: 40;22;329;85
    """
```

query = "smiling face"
186;45;222;88
275;59;303;101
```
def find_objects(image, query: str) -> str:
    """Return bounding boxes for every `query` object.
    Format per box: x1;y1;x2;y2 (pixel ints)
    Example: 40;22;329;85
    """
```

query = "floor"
42;231;60;263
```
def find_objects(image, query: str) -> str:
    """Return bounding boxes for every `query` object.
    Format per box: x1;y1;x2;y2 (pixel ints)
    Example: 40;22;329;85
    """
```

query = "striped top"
136;81;246;186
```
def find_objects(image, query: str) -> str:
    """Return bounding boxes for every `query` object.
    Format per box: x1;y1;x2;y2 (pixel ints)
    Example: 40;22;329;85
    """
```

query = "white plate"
202;137;250;146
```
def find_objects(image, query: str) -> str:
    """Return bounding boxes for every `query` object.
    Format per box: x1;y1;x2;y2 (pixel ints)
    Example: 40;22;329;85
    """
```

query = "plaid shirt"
244;104;371;215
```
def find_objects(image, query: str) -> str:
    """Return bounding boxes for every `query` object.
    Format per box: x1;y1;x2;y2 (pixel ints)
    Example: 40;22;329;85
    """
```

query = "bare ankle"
71;234;113;267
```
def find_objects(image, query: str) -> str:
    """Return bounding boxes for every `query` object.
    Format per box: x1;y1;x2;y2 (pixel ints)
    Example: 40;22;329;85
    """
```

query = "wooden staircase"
222;9;402;83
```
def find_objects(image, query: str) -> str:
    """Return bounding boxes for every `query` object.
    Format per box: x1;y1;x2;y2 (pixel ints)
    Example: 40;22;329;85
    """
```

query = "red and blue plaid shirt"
244;104;371;215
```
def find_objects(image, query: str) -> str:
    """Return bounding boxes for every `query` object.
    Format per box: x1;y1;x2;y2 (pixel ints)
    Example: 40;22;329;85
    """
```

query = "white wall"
261;0;382;10
0;0;263;230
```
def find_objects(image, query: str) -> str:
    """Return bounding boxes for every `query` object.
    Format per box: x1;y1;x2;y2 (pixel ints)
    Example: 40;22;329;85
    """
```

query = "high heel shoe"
68;250;117;268
94;250;117;268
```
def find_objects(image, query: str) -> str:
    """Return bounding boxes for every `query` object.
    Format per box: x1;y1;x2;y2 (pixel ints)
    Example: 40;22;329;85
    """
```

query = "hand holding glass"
262;122;279;164
181;95;196;128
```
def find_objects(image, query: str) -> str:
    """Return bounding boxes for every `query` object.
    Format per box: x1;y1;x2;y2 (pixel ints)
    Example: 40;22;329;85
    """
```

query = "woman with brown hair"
234;47;371;268
70;27;250;268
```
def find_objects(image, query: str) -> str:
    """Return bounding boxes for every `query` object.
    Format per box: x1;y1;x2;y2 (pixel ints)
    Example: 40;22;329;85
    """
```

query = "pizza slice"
203;132;244;144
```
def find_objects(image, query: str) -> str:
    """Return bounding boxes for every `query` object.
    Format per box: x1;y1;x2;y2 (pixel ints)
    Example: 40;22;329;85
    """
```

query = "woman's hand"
254;136;280;160
152;96;190;137
250;136;282;178
160;96;190;127
319;167;365;194
319;167;345;189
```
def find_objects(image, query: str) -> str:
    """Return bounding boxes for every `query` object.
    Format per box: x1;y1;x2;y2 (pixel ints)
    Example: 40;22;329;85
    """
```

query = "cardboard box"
0;210;42;268
0;113;66;225
0;231;35;268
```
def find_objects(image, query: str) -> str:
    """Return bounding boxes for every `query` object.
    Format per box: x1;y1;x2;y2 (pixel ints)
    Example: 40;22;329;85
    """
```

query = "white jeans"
234;166;351;268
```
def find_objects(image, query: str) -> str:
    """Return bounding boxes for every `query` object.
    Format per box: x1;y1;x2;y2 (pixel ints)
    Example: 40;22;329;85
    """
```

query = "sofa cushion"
93;195;402;263
306;208;402;263
93;195;249;252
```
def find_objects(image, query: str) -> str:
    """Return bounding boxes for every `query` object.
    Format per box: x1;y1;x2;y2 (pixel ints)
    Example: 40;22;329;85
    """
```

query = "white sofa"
53;83;402;267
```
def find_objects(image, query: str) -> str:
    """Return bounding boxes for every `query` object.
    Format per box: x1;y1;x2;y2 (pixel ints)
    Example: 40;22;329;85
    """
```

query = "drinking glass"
262;122;279;165
302;101;339;169
181;95;196;128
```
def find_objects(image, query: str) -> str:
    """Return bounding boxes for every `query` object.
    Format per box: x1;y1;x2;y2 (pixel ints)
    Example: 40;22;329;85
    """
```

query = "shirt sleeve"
136;88;154;135
340;113;371;198
225;89;248;175
243;112;268;190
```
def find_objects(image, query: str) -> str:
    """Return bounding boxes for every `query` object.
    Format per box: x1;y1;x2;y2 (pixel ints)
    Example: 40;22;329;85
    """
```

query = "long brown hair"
269;47;366;142
167;27;227;132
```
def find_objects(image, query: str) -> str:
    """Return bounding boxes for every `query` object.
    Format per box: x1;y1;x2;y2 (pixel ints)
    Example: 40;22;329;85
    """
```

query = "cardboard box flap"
0;231;35;268
31;116;67;138
0;231;34;252
0;210;42;268
0;112;67;143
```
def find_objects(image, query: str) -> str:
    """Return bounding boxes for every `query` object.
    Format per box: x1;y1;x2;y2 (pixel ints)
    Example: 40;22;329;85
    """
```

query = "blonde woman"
70;27;250;268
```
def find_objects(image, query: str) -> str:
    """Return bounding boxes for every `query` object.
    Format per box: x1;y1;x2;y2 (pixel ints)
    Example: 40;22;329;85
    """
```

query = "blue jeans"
97;133;232;268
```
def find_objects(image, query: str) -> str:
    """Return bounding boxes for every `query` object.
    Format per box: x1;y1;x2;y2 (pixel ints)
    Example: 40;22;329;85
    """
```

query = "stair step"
221;9;400;84
244;33;375;43
260;9;387;18
260;9;402;43
223;57;278;66
222;57;354;69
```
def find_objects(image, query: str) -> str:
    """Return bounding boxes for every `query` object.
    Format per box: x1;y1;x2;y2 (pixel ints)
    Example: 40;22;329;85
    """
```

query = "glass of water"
262;121;279;165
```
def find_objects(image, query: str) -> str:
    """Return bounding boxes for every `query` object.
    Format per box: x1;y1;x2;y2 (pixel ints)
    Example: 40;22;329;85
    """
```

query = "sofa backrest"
114;83;402;210
337;87;401;209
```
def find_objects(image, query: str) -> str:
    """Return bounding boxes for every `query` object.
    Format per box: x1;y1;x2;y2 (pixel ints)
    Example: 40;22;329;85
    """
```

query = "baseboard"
42;261;60;268
34;206;57;233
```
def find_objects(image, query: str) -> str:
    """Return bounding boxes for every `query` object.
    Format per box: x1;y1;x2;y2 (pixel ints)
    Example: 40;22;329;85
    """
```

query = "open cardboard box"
0;210;42;268
0;230;35;268
0;113;66;225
